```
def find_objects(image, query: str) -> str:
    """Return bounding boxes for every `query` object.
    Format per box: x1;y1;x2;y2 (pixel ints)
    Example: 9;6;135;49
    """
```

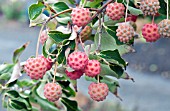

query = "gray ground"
0;18;170;111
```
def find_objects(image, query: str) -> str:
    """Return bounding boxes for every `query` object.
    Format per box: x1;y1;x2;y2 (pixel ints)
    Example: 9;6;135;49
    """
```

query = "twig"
96;13;102;52
125;0;129;23
167;0;169;20
78;0;114;35
82;0;87;7
53;61;58;83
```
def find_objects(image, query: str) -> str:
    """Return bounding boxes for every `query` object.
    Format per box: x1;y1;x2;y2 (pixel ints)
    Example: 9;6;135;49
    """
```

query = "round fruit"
67;51;88;70
106;2;125;20
74;25;92;42
71;8;91;27
65;70;83;80
116;22;135;43
24;56;47;80
44;83;62;102
158;19;170;38
84;60;100;77
142;23;160;42
39;55;53;71
88;82;109;102
40;30;48;45
140;0;160;16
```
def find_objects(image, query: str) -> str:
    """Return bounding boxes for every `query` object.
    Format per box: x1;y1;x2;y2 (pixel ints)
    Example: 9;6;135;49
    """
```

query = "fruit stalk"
125;0;129;22
167;0;169;20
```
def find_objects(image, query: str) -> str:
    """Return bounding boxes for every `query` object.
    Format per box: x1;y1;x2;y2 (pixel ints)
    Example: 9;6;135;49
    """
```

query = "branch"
78;0;114;34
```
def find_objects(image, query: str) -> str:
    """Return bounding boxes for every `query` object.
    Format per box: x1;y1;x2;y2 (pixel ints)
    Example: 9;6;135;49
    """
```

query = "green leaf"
99;50;126;67
109;64;124;78
0;64;14;75
16;79;35;88
13;42;29;63
53;2;69;13
28;2;45;20
0;72;11;80
61;97;79;111
48;31;71;44
128;6;143;15
159;0;170;16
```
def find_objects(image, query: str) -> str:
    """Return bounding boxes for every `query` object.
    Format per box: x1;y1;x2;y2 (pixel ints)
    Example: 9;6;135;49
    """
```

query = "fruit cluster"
23;0;169;105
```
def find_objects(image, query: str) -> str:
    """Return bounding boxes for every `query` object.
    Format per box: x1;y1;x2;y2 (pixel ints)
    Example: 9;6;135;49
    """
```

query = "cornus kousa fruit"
140;0;160;16
158;19;170;38
142;23;160;42
44;83;62;102
71;8;91;27
65;70;84;80
74;25;92;42
39;55;53;70
40;30;48;45
84;60;101;77
116;23;135;43
67;51;88;70
88;83;109;102
106;2;125;20
24;56;48;80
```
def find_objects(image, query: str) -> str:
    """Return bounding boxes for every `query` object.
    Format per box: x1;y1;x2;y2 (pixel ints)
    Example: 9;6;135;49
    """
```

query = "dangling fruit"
39;55;53;71
44;83;62;102
67;51;88;70
106;2;125;20
24;56;48;80
158;19;170;38
65;70;84;80
116;22;135;43
84;60;101;77
88;82;109;102
74;25;92;42
71;8;91;27
142;23;160;42
40;30;48;45
140;0;160;16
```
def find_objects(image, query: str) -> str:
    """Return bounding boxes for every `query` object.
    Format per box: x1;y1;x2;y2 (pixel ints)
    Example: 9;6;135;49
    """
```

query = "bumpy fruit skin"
142;23;160;42
65;70;83;80
158;19;170;38
88;83;109;102
74;25;92;42
84;60;100;77
106;2;125;20
39;55;53;71
116;22;135;43
44;83;62;102
24;56;47;80
67;51;88;70
40;30;48;45
71;8;91;27
140;0;160;16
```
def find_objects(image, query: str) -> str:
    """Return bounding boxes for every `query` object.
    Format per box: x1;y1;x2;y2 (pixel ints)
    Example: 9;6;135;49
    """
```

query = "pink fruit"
84;60;100;77
142;23;160;42
65;70;83;80
24;56;47;80
44;83;62;102
67;51;88;70
39;55;53;71
106;2;125;20
88;82;109;102
40;30;48;45
116;22;135;43
140;0;160;16
71;8;91;27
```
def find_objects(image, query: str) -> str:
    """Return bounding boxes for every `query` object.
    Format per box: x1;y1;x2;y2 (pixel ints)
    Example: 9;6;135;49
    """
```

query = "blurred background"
0;0;170;111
